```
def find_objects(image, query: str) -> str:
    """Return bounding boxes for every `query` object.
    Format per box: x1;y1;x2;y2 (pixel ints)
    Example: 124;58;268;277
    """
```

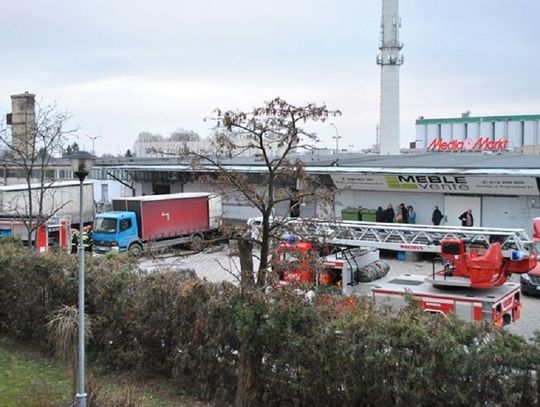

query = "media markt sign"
427;137;509;152
330;173;539;196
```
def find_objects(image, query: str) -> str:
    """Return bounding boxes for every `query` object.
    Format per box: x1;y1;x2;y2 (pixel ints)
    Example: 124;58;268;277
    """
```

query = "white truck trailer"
0;180;94;226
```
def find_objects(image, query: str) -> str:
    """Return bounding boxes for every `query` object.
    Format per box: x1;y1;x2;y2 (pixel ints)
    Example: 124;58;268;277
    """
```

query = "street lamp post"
86;135;100;156
330;123;341;155
69;151;95;407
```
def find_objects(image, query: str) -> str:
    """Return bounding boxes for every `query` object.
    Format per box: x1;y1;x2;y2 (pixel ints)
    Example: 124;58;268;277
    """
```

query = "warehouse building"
324;154;540;235
101;153;540;236
415;113;540;154
14;153;539;235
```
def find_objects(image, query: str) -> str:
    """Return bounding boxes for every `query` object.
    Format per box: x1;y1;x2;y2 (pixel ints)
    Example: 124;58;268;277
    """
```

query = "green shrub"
85;255;141;370
1;240;539;406
170;280;238;401
0;241;77;340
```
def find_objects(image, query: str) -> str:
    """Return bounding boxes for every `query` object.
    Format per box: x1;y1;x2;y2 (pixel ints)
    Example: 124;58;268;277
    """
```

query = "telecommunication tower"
377;0;403;155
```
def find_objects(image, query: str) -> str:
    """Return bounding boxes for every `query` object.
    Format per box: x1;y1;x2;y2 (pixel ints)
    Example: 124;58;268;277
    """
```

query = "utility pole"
86;135;100;155
330;123;341;155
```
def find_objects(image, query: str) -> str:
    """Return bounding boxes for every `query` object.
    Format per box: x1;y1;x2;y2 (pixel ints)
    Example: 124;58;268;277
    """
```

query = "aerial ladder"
275;218;536;326
281;218;538;288
282;219;535;259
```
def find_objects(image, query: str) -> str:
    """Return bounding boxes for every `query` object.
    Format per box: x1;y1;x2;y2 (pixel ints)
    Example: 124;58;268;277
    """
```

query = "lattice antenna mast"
377;0;404;155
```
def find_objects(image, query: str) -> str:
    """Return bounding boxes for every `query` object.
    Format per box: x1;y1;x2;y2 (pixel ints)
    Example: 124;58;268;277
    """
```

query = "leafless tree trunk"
238;237;255;291
234;237;260;407
234;343;261;407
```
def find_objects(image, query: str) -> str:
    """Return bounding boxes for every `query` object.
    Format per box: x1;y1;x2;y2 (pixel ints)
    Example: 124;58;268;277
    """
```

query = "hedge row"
0;239;539;406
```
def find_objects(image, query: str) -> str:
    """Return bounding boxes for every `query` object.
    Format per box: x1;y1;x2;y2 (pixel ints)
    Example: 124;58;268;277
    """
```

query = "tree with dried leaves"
190;97;341;288
0;102;75;246
178;97;340;407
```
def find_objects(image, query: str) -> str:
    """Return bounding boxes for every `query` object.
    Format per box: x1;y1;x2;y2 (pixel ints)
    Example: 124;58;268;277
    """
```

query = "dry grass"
46;305;92;400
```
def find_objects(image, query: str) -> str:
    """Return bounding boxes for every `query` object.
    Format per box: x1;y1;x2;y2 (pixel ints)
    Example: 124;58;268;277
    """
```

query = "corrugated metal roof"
95;151;540;169
101;164;540;177
115;192;211;201
416;114;540;125
306;152;540;169
98;152;540;176
0;180;93;192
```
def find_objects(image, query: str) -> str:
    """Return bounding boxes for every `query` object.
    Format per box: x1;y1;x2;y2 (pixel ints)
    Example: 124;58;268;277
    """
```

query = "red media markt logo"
427;137;509;152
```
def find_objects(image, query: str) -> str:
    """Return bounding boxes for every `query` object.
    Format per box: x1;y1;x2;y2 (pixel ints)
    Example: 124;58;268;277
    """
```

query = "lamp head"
69;151;95;181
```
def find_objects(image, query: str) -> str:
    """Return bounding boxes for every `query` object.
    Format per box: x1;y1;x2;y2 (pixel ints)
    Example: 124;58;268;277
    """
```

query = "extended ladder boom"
283;219;534;258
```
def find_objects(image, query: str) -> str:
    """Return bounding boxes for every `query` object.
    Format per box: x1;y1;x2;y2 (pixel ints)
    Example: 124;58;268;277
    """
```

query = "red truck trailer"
112;193;220;241
93;193;222;255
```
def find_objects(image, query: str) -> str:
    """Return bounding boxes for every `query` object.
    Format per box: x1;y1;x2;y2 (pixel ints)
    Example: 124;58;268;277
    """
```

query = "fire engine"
0;215;71;253
275;219;537;325
371;237;533;326
371;274;520;326
272;238;389;288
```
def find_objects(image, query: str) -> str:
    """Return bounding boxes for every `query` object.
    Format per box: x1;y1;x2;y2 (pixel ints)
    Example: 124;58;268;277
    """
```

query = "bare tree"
163;97;340;406
197;98;340;286
0;102;75;246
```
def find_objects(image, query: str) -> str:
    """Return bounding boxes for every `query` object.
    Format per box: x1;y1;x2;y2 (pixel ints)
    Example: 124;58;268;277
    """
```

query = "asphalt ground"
138;246;540;341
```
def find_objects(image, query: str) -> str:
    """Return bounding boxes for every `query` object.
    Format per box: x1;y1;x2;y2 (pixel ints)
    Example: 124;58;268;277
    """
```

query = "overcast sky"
1;0;539;156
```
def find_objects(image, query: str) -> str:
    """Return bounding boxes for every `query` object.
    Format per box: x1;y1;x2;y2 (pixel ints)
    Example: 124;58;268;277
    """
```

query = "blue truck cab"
92;211;140;254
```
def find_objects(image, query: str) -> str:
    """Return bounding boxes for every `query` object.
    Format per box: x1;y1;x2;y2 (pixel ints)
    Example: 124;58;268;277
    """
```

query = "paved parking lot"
139;246;540;341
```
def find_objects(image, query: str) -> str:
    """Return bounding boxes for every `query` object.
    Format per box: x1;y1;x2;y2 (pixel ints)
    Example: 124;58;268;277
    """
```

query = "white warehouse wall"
453;123;465;141
441;124;452;141
467;122;479;141
130;178;540;237
508;121;522;148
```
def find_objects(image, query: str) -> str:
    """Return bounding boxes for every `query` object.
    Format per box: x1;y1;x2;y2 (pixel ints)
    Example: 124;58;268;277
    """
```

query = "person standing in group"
396;204;408;223
432;206;444;225
376;206;385;223
384;204;395;223
459;209;474;227
401;205;409;223
394;203;408;260
407;205;416;224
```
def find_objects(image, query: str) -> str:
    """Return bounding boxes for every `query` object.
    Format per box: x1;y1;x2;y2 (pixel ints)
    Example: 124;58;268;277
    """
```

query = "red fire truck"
278;219;537;325
272;239;389;288
372;274;521;326
0;216;71;253
372;238;534;325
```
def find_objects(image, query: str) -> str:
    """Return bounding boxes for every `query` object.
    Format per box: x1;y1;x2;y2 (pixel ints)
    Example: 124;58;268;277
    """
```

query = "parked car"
247;216;284;240
520;266;540;295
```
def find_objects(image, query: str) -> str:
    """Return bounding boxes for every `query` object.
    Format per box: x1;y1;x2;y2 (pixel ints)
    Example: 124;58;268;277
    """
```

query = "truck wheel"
128;243;143;257
190;234;204;250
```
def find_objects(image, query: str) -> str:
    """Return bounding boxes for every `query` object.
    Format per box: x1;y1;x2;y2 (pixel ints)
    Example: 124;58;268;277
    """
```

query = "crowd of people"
375;203;416;224
373;204;473;227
